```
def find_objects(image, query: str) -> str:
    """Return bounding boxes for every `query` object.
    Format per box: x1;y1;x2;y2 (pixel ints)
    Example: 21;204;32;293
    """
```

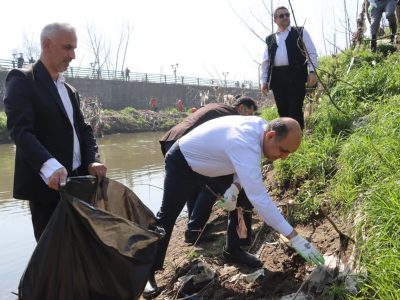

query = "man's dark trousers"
226;191;253;249
271;66;306;129
29;200;59;241
152;143;210;272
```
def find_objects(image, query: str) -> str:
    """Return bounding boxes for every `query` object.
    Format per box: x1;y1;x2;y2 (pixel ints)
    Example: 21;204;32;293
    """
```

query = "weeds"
261;50;400;298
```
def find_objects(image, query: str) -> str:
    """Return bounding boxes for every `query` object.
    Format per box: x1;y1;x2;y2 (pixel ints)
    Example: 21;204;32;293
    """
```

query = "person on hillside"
4;23;107;242
397;1;400;24
260;6;318;130
144;116;324;299
367;0;398;51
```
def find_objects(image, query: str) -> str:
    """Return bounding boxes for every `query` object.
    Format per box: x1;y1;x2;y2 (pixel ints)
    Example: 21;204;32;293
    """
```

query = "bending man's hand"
289;234;325;266
219;183;239;211
48;167;68;191
88;162;107;182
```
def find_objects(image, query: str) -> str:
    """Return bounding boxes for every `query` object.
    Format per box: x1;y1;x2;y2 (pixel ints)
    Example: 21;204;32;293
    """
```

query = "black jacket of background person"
4;60;99;203
265;26;308;89
159;103;237;156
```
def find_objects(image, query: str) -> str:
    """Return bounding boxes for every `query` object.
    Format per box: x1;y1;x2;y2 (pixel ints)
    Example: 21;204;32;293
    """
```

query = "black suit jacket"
159;103;238;155
4;60;99;203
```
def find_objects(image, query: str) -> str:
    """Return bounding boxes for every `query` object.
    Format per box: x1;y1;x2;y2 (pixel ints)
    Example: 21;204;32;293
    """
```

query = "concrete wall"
0;71;261;110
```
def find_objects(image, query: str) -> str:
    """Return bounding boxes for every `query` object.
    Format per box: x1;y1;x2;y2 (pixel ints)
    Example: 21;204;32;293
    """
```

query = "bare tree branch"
287;0;347;115
227;0;265;43
20;31;40;61
249;7;270;32
120;21;134;73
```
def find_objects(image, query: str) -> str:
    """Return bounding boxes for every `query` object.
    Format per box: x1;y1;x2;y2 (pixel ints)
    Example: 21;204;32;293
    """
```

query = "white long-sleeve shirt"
179;115;293;236
39;73;81;183
260;26;318;85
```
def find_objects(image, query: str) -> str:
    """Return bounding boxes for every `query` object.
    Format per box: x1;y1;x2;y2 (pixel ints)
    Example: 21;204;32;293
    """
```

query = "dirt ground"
141;172;353;300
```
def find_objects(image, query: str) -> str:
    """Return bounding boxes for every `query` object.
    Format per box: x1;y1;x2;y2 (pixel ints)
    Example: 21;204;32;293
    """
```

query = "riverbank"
101;107;187;135
0;108;188;144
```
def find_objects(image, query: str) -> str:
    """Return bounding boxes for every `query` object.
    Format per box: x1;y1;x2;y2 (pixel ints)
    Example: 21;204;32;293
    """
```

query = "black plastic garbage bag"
19;176;164;300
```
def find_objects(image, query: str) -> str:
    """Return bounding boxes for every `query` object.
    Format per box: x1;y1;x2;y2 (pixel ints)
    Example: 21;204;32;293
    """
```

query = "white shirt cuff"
40;158;64;184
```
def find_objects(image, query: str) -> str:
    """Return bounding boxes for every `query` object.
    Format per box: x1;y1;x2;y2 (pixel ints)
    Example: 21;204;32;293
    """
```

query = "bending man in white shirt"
143;116;324;298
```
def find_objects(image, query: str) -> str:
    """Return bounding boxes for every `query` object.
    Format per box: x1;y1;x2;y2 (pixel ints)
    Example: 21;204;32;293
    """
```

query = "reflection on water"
0;132;166;299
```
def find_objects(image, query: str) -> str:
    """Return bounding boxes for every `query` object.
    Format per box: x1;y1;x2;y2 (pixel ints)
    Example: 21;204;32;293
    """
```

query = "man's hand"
307;72;318;88
289;234;325;266
219;183;240;211
261;83;269;96
88;162;107;182
48;167;68;191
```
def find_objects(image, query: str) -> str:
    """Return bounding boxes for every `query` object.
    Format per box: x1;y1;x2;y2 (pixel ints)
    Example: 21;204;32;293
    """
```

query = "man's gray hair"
40;23;76;47
266;118;289;141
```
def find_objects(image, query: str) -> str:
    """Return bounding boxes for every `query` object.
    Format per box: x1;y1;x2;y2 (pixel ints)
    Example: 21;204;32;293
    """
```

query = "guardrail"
0;59;258;89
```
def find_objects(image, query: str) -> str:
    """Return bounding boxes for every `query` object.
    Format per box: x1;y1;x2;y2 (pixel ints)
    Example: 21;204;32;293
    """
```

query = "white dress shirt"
179;115;293;236
40;74;81;183
260;26;318;85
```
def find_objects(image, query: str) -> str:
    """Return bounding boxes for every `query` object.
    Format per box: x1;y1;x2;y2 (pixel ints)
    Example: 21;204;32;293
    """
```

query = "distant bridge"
0;59;258;90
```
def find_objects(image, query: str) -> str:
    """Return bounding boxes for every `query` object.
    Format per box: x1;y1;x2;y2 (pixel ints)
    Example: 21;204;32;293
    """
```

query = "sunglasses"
276;12;290;19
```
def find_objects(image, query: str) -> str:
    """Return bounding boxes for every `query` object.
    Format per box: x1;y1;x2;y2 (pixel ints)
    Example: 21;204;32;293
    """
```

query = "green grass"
0;111;9;141
263;49;400;298
328;97;400;208
259;106;278;121
0;111;6;130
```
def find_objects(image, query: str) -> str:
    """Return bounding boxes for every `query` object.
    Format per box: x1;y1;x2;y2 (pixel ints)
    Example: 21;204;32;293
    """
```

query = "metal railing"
0;59;258;89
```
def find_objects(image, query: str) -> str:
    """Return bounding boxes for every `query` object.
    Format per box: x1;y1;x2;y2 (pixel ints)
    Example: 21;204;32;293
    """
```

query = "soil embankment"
142;169;353;300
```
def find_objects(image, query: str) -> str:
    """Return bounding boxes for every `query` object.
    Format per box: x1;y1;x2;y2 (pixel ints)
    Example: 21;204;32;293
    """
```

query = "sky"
0;0;360;84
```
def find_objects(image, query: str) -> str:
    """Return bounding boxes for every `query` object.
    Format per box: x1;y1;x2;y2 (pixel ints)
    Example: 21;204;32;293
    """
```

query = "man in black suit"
4;23;107;242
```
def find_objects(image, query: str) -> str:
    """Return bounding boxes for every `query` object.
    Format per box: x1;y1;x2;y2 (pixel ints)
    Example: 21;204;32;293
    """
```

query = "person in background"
144;116;324;299
4;23;107;242
125;67;130;81
17;53;25;68
397;0;400;25
176;98;184;112
367;0;398;51
159;96;257;156
149;97;158;111
260;6;318;130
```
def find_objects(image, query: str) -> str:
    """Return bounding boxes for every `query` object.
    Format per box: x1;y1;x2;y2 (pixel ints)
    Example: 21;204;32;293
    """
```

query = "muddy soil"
140;171;353;300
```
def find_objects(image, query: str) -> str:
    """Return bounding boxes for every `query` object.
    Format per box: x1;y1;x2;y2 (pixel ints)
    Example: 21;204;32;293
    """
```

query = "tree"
12;31;40;64
84;21;133;79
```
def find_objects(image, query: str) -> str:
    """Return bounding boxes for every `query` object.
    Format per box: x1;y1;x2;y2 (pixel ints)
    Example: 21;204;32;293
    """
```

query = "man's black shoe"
184;227;217;244
142;273;161;299
223;247;263;268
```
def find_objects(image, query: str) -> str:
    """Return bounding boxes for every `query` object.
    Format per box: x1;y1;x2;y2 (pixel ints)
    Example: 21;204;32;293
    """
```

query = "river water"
0;132;167;300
